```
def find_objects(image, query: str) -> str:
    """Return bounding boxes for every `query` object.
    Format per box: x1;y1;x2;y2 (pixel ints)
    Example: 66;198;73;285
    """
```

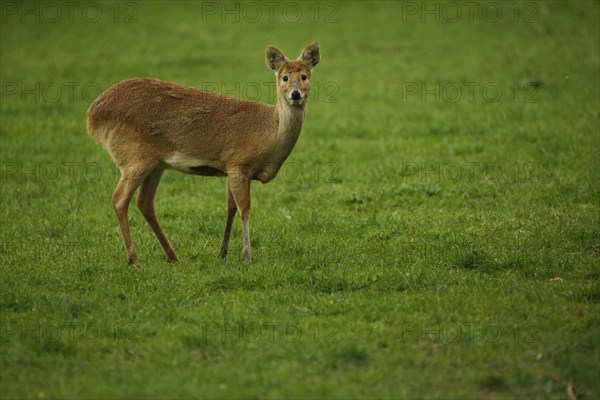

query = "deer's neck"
271;100;307;163
256;100;307;183
275;100;306;146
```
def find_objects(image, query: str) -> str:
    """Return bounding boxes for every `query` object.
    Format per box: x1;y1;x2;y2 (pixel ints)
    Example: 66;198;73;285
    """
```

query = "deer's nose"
291;90;301;100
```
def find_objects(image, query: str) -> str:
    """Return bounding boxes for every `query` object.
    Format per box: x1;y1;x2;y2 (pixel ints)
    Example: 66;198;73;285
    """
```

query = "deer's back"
87;78;276;168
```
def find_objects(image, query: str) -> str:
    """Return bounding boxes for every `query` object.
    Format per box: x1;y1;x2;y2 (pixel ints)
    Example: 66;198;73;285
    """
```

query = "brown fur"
87;42;320;264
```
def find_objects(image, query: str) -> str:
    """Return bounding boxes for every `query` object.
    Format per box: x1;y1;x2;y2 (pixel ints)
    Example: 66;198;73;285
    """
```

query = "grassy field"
1;1;599;398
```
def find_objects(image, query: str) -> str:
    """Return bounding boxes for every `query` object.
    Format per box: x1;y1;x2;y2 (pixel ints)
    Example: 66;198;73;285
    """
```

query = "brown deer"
87;42;320;264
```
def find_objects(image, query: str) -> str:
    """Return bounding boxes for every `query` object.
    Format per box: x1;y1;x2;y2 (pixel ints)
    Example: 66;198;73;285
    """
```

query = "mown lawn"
1;1;598;398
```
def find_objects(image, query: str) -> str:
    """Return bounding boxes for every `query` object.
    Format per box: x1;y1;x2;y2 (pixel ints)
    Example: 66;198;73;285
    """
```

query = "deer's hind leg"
220;180;237;258
112;164;154;264
136;168;178;262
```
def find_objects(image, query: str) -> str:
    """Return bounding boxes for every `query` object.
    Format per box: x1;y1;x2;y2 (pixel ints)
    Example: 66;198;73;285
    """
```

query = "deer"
87;42;320;264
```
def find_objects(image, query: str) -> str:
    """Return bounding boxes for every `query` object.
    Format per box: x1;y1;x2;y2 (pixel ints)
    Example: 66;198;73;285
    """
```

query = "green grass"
1;1;599;398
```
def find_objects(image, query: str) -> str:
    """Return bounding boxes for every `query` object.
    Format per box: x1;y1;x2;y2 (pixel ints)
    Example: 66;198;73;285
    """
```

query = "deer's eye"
282;76;288;82
301;75;307;81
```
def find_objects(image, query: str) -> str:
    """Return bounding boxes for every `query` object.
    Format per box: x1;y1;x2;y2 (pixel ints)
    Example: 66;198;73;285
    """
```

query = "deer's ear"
299;42;320;69
266;46;287;71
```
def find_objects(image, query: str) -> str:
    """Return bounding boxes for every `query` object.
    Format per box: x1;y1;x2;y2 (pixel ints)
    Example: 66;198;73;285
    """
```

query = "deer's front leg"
228;172;252;262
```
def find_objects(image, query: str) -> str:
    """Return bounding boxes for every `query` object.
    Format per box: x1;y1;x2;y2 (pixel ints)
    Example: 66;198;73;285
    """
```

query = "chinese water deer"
87;42;320;264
